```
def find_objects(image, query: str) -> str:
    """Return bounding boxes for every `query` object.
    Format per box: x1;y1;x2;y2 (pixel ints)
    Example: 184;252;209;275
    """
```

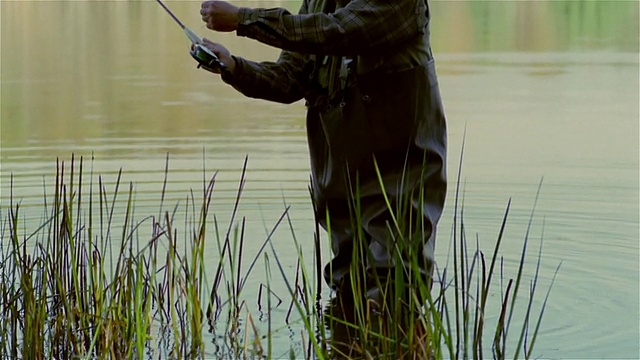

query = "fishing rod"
156;0;227;73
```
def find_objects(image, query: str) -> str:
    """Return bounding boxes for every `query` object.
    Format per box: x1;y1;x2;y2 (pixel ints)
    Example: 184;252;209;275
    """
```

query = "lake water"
1;0;638;358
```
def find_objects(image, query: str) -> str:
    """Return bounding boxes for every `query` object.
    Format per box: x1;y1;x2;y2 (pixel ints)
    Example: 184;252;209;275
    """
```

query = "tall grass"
0;154;560;359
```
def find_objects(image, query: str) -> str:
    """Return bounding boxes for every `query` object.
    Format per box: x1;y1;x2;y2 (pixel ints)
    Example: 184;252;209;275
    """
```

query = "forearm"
222;51;309;104
236;0;427;56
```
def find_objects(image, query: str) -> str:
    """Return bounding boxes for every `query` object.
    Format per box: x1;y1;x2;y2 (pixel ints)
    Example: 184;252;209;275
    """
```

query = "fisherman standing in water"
197;0;447;310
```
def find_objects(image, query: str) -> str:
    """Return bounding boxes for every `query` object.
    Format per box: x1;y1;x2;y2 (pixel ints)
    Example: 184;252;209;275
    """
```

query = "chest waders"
303;0;447;295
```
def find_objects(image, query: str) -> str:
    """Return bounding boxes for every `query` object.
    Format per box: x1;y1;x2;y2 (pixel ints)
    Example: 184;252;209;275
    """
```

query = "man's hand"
195;38;236;74
200;1;239;32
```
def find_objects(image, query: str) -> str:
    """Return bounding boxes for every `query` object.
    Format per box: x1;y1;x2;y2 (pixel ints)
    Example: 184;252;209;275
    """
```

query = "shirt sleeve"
236;0;427;56
221;50;310;104
220;1;312;104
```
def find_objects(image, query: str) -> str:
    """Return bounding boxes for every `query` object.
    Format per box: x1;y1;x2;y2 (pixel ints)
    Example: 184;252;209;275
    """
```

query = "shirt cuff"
236;7;261;37
221;55;254;89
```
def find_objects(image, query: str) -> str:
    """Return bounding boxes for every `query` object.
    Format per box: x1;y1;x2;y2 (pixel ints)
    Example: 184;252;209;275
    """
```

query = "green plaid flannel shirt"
222;0;429;104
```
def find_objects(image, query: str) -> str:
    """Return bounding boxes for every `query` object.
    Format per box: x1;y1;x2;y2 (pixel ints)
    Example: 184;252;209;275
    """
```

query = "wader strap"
308;0;337;92
339;58;353;91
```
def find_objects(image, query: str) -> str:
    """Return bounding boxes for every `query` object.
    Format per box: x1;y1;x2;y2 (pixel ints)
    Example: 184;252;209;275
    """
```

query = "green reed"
1;155;258;359
0;153;559;359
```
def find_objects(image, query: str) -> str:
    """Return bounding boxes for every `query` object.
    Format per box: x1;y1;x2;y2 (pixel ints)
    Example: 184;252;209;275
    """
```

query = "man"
198;0;446;305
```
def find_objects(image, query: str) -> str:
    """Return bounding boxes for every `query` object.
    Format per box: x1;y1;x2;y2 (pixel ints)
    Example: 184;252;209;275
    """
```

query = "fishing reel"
190;43;227;73
155;0;228;74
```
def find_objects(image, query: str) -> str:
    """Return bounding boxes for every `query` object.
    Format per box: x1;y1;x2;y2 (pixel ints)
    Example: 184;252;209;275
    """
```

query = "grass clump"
0;155;279;359
0;153;560;359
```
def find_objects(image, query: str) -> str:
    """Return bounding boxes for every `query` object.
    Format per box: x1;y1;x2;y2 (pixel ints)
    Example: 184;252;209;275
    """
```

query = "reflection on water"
1;1;638;358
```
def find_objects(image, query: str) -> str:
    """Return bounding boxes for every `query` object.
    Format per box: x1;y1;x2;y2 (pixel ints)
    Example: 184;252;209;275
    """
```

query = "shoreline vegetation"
0;155;560;359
